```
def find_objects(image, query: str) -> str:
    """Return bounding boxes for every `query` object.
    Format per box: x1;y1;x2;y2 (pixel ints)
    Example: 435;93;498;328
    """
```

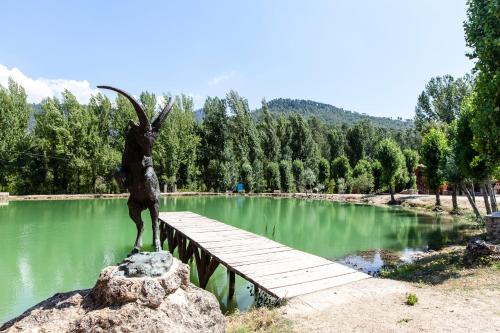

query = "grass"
380;244;499;286
380;249;464;284
397;318;413;324
225;307;292;333
405;293;418;306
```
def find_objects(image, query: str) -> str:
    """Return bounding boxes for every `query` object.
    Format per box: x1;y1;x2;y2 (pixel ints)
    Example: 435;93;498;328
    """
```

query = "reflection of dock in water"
159;211;370;300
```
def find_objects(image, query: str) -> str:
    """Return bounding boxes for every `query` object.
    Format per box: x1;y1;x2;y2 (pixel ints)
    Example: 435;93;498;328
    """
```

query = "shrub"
405;293;418;306
350;173;374;194
336;178;346;194
327;179;336;193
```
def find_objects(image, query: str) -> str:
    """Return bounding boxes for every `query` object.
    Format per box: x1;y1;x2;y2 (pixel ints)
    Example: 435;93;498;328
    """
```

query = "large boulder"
1;252;225;333
464;239;500;267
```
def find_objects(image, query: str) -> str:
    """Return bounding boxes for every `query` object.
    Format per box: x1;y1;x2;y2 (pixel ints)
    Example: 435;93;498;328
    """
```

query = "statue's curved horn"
152;96;175;131
97;85;149;126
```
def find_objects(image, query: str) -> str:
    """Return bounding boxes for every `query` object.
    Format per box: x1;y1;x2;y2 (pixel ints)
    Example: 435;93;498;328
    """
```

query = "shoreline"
8;191;495;218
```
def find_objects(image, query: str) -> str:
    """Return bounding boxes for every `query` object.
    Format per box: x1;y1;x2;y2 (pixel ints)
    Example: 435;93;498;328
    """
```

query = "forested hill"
255;98;413;130
195;98;413;130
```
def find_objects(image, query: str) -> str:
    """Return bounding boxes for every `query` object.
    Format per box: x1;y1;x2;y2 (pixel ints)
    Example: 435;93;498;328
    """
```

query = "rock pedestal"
1;252;225;333
485;212;500;243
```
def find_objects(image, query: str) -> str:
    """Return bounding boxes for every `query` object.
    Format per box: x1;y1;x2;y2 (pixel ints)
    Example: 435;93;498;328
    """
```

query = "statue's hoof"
128;247;140;257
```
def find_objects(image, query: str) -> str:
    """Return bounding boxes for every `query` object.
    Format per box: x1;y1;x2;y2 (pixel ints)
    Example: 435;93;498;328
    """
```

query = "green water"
0;196;464;323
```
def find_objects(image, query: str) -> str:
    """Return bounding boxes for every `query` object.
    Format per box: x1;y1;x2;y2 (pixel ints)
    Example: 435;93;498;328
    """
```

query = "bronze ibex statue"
98;85;174;255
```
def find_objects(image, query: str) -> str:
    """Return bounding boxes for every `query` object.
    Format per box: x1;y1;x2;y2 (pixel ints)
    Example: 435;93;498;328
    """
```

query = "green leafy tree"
288;113;320;170
0;79;33;192
292;159;304;191
33;97;72;193
414;75;472;131
350;173;374;194
352;159;372;178
139;91;157;120
372;160;383;192
240;162;253;192
279;160;294;192
199;97;235;191
346;120;375;166
308;117;330;159
227;90;262;164
331;156;351;181
317;158;330;186
276;115;292;161
464;0;499;211
303;168;316;192
402;149;419;189
327;127;346;160
87;93;120;193
265;162;281;192
454;101;491;216
421;128;448;206
376;139;405;203
351;159;374;194
154;94;199;190
259;99;280;162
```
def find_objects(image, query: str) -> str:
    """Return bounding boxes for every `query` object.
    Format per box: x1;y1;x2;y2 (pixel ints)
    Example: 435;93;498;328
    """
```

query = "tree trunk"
390;188;395;203
462;184;482;219
435;189;441;206
482;183;492;215
471;181;476;203
451;184;458;213
487;181;497;212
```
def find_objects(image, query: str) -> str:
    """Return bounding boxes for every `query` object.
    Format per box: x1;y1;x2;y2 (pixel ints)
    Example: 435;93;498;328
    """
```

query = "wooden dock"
159;211;370;299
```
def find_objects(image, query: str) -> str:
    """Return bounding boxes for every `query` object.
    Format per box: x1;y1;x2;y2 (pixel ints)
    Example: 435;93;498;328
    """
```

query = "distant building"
416;164;500;195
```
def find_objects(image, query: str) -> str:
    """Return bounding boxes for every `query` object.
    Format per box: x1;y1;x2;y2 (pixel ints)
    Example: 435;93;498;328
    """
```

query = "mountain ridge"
194;98;413;130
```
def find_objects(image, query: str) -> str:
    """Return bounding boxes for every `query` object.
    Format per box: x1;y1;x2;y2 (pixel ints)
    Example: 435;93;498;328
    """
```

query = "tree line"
412;0;499;217
0;82;420;197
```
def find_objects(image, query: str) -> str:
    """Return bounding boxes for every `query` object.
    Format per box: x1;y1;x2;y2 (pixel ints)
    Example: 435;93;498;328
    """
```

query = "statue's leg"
128;200;144;255
149;201;161;252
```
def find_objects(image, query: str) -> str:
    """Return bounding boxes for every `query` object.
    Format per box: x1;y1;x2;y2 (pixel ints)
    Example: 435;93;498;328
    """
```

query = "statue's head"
97;85;174;155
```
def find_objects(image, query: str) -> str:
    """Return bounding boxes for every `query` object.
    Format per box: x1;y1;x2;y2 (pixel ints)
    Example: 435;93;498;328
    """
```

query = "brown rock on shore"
1;254;225;333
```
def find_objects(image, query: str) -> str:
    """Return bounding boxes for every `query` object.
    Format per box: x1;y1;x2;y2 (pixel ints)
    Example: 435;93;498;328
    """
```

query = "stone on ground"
1;252;225;333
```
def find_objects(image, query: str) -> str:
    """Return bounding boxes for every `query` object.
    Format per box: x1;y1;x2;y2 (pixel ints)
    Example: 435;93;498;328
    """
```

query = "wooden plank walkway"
159;211;370;299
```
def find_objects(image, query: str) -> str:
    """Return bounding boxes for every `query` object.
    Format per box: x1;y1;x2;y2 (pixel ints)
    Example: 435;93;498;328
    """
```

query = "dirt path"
286;269;499;333
226;247;500;333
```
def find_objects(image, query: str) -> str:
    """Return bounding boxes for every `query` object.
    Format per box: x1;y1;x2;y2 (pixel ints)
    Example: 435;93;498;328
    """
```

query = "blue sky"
1;0;472;119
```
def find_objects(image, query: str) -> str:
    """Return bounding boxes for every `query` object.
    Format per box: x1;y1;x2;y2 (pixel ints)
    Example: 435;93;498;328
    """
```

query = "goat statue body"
98;85;174;255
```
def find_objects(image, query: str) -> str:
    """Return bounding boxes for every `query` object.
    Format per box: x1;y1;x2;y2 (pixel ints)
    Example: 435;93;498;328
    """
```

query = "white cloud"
208;70;236;86
0;64;99;104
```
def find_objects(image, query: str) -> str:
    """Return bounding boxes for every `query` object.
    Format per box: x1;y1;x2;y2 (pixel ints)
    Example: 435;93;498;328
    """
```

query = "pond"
0;196;465;323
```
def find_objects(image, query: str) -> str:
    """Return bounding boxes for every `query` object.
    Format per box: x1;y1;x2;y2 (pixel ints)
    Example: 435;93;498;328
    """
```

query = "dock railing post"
253;283;259;300
228;270;235;300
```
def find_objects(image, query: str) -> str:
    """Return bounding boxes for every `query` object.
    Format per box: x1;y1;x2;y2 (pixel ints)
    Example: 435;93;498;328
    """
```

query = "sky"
0;0;473;119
